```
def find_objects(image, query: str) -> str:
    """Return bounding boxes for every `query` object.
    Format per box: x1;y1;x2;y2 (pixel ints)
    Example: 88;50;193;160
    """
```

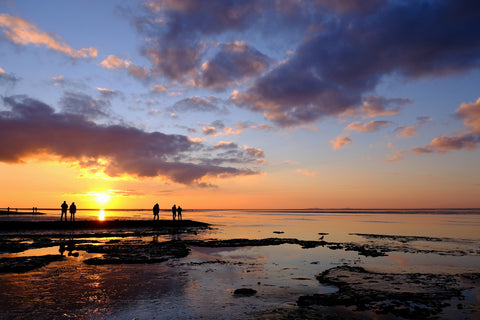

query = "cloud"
230;121;273;134
295;169;317;177
244;146;265;158
60;91;110;119
395;125;418;138
196;41;271;90
146;42;204;81
346;120;393;133
201;120;265;136
97;88;120;99
202;125;218;136
151;84;168;93
0;14;97;59
384;150;405;162
411;98;480;154
212;141;238;150
416;116;433;127
100;55;130;69
353;96;411;119
456;97;480;134
135;0;265;82
0;95;258;184
313;0;386;14
0;69;20;87
414;134;479;153
168;96;226;114
231;1;480;127
100;55;149;80
329;135;352;150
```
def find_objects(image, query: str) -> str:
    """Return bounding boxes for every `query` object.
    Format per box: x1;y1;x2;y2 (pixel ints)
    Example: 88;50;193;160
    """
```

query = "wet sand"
0;219;479;319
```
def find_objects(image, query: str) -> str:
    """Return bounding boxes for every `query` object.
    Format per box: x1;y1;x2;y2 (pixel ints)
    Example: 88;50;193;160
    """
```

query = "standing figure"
177;206;182;220
69;202;77;221
61;201;68;221
171;204;177;221
153;203;160;220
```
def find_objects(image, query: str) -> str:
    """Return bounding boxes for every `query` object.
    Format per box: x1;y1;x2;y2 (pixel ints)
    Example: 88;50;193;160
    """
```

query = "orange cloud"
346;120;393;133
456;97;480;134
329;135;352;150
100;55;149;79
412;98;480;154
0;14;97;58
100;55;131;69
151;84;168;92
395;125;418;138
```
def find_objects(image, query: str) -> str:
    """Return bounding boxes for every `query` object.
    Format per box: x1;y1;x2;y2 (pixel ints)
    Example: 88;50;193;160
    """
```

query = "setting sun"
95;192;111;206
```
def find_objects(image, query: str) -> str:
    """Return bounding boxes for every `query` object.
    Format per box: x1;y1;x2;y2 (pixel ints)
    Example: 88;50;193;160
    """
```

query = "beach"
0;209;479;319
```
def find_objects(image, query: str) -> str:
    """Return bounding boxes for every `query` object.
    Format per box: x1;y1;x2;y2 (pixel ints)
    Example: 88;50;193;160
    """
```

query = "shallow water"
0;209;479;319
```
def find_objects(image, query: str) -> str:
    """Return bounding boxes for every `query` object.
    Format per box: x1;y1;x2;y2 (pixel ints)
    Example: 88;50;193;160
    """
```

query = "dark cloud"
313;0;386;14
60;91;110;119
134;0;268;82
0;71;20;87
196;41;270;90
0;95;258;184
232;0;480;127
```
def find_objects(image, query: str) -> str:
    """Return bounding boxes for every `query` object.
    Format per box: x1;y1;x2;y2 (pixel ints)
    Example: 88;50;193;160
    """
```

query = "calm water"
3;207;480;242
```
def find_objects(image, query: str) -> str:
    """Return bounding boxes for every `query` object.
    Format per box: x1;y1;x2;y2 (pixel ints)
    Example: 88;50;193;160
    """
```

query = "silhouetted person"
171;204;176;221
153;203;160;220
61;201;68;221
69;202;76;221
7;207;9;213
177;206;182;220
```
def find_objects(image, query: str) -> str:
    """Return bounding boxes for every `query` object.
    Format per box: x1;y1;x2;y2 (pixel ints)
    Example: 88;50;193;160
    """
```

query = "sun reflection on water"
99;209;105;221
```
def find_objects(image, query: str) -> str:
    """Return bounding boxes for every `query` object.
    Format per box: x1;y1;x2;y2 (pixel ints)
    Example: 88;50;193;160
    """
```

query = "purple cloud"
196;41;270;90
60;91;110;119
232;1;480;127
0;95;258;184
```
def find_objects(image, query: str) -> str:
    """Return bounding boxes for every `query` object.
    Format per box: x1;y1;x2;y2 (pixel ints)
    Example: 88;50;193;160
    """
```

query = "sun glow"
95;192;111;205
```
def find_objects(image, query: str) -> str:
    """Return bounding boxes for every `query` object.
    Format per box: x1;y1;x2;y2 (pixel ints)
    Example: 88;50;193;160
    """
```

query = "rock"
234;288;257;296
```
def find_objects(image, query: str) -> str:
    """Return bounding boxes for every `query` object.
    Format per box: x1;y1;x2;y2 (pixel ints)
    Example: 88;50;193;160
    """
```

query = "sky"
0;0;479;209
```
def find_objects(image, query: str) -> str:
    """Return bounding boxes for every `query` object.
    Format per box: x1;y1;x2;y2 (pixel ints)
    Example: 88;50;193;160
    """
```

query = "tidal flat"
0;215;479;319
